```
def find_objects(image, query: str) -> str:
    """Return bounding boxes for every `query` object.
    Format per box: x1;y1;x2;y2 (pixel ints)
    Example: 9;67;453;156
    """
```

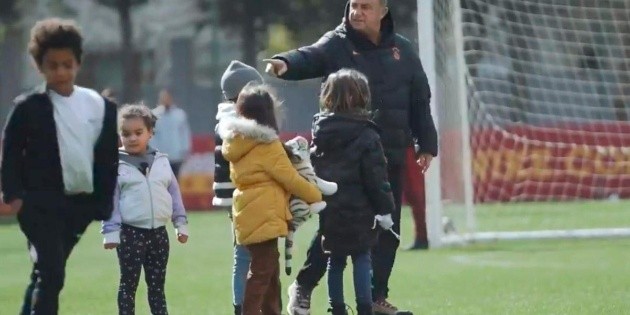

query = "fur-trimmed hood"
216;102;237;121
218;116;279;163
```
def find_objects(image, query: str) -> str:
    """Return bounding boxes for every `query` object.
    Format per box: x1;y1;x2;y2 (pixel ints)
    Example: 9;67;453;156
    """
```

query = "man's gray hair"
380;0;388;6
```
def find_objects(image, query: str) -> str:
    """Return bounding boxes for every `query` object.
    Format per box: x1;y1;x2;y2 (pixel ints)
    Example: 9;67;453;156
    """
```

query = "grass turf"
1;202;629;314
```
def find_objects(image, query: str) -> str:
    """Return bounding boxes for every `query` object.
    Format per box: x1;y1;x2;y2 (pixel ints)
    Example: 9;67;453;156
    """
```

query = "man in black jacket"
265;1;437;314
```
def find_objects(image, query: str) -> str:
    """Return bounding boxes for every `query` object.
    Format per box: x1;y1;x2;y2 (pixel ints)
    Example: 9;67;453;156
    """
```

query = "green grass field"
1;202;630;314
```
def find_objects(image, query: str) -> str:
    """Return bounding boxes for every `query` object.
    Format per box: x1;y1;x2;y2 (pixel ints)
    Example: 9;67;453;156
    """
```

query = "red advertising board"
469;123;630;202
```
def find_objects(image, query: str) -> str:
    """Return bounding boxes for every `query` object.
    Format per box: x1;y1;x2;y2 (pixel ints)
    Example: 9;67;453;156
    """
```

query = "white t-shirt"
49;86;105;194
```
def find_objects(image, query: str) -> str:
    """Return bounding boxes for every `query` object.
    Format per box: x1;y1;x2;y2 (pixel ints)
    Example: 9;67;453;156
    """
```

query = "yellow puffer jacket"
218;117;322;245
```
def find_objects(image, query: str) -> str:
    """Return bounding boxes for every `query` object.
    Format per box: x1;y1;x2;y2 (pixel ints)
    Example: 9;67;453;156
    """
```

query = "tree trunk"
118;0;141;103
0;26;23;120
241;1;258;67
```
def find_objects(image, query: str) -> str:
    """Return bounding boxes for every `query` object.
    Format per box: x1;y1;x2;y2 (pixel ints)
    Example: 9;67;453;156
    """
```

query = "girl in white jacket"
102;104;189;315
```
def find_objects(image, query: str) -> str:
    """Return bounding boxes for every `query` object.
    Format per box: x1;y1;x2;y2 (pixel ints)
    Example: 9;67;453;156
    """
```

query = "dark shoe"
404;239;429;251
234;304;242;315
357;303;374;315
328;303;349;315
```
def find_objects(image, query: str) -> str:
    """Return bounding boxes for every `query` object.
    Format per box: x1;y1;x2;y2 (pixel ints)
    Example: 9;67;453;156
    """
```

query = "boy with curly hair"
1;18;118;315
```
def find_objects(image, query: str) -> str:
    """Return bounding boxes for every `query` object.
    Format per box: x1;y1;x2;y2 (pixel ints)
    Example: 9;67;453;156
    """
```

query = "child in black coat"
311;69;395;315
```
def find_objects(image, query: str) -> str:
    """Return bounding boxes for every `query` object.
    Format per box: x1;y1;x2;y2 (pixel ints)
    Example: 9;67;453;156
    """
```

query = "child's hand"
104;243;118;250
177;234;188;244
9;199;23;213
375;214;394;230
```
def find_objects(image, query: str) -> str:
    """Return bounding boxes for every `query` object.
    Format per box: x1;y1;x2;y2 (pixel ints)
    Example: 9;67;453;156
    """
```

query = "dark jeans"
295;163;403;300
327;251;372;308
117;225;170;315
18;194;94;315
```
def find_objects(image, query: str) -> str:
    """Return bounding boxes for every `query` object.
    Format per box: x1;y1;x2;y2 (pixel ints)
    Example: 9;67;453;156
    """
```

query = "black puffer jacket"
274;2;437;165
311;113;395;255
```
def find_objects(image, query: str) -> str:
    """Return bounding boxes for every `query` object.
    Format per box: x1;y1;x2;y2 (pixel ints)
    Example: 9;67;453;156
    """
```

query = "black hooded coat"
311;113;395;255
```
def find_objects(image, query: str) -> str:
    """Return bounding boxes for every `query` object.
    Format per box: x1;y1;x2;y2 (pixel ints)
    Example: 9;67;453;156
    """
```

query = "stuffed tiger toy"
284;136;337;275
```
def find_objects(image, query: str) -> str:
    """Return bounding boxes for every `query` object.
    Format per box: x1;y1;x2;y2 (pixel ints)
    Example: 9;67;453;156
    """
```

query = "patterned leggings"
117;224;169;315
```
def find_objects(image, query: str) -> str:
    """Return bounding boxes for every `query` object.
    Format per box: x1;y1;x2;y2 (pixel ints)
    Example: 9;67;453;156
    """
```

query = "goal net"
421;0;630;245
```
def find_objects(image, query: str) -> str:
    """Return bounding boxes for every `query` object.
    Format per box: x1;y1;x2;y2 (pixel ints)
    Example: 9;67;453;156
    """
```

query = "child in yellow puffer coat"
218;83;322;315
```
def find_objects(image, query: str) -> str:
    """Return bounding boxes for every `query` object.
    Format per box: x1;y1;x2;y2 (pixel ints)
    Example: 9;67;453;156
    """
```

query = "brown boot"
373;298;413;315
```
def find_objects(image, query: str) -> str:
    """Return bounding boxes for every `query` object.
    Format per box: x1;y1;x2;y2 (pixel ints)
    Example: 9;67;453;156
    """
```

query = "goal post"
417;0;444;247
419;0;630;247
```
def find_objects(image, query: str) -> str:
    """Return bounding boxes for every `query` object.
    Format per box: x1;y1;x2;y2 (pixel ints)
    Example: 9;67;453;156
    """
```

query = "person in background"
101;87;117;103
151;88;192;178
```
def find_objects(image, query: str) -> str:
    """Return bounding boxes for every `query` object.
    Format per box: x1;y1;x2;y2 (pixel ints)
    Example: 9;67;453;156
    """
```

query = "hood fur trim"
216;102;237;121
218;116;278;143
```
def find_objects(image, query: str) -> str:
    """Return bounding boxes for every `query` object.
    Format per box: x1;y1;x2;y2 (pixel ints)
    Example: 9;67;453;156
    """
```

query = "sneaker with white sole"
287;281;312;315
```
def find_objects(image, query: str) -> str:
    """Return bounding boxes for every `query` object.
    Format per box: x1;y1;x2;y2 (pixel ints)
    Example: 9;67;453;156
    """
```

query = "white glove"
375;214;394;230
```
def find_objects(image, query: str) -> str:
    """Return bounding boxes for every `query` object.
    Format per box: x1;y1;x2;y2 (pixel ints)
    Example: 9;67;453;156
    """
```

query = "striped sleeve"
213;130;235;206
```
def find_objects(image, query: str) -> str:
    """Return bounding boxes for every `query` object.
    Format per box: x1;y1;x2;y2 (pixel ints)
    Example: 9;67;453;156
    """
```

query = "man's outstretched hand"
263;59;288;77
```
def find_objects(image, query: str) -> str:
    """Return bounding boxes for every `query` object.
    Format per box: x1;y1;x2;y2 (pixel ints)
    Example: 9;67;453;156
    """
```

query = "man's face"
159;90;173;107
349;0;386;35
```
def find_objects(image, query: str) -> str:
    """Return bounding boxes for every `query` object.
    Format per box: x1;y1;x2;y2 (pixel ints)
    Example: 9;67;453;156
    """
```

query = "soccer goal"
418;0;630;247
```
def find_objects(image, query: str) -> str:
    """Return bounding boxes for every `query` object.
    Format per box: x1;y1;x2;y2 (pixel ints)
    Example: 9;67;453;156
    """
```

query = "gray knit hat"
221;60;264;100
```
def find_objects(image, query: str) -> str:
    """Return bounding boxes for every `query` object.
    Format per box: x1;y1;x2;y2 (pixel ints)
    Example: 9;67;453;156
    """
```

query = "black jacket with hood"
311;112;395;255
274;2;438;165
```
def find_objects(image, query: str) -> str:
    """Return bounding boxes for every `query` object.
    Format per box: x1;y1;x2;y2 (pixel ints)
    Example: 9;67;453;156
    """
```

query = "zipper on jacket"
120;156;158;228
145;164;155;229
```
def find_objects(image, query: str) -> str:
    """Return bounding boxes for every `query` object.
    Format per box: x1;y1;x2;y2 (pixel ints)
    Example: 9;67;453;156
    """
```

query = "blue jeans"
233;244;251;306
327;251;372;308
